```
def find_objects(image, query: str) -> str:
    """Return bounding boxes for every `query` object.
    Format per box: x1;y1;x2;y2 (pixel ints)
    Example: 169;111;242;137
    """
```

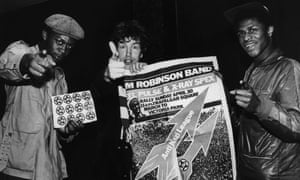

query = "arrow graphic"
135;88;209;180
178;111;219;180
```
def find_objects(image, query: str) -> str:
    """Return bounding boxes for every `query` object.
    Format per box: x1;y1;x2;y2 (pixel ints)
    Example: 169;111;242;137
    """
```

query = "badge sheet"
120;57;236;180
52;90;97;128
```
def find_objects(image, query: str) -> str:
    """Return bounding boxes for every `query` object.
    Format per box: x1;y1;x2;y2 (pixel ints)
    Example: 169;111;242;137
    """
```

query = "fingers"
28;56;46;77
28;65;44;77
108;57;125;68
38;54;56;68
230;89;253;108
65;120;83;135
106;59;147;79
28;53;56;77
125;62;147;73
107;58;126;79
109;41;119;59
45;55;56;67
235;94;251;102
236;100;249;109
230;89;252;97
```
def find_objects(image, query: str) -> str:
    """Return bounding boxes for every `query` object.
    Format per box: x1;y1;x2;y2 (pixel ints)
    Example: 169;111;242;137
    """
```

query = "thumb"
46;55;56;67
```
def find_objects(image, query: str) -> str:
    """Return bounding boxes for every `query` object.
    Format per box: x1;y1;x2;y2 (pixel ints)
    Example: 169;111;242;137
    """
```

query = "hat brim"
224;2;269;24
51;28;82;40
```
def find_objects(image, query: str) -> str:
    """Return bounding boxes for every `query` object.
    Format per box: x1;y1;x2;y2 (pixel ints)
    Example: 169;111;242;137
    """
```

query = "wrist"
254;96;274;119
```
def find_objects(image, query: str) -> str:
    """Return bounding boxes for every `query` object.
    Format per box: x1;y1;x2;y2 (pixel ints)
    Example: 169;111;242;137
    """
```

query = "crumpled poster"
119;57;236;180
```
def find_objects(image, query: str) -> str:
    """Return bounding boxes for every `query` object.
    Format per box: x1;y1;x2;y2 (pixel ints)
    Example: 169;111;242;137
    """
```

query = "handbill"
120;57;236;180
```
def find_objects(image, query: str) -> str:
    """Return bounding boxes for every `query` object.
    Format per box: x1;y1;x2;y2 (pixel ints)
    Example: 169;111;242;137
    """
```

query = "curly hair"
110;20;149;54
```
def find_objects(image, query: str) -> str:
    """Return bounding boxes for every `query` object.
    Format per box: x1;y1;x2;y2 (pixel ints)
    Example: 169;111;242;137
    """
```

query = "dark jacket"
237;49;300;180
90;75;132;180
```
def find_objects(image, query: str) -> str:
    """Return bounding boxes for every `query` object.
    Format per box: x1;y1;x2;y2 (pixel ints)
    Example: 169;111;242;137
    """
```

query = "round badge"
54;96;63;106
65;104;75;114
57;116;67;126
81;91;91;101
86;111;96;120
56;106;65;116
76;113;85;122
84;101;94;111
63;94;72;104
75;103;83;112
67;114;76;121
178;158;189;172
72;93;81;102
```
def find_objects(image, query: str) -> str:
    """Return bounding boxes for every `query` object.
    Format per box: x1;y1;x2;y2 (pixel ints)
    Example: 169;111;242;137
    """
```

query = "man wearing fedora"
0;14;85;180
225;2;300;180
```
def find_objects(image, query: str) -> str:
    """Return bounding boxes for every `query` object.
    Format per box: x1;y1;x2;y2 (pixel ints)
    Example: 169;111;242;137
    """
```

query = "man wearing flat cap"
225;2;300;180
0;14;84;180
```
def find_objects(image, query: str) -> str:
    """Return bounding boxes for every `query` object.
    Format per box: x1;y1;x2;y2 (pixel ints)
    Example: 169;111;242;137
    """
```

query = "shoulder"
0;41;33;64
1;41;35;58
5;40;30;52
276;56;300;70
274;57;300;82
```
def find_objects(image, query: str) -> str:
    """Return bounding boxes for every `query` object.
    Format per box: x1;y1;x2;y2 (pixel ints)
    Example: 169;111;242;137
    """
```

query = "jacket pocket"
9;130;41;172
11;99;44;133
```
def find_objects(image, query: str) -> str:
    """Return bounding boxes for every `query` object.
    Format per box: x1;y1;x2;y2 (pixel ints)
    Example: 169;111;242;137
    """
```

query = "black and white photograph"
0;0;300;180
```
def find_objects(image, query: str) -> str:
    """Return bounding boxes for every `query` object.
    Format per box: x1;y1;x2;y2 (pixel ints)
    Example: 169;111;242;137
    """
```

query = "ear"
42;30;48;40
267;26;274;37
139;53;143;59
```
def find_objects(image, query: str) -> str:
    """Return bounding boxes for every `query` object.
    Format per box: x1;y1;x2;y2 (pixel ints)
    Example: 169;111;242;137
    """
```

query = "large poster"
119;57;236;180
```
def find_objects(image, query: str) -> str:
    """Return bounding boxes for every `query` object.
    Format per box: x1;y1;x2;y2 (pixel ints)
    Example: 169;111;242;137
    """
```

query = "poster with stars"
51;90;97;128
119;57;236;180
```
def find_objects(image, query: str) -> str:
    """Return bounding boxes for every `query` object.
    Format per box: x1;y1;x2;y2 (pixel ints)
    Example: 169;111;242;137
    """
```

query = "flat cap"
44;14;85;40
224;2;270;25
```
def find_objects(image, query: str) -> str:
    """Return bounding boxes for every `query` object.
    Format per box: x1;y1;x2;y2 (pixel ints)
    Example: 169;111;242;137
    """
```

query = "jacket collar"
253;48;283;67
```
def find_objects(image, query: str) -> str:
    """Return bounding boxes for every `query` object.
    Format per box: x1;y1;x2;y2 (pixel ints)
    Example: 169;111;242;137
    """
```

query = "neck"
253;40;274;64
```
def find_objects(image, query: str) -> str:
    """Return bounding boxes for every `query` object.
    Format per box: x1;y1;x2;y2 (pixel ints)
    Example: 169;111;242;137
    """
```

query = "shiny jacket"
0;41;68;180
238;49;300;180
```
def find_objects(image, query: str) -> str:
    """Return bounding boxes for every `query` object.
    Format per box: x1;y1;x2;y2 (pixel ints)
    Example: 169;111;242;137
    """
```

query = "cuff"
19;54;33;79
254;96;274;119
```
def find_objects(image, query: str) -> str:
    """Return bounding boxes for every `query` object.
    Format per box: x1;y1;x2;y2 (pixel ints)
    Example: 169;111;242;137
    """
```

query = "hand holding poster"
119;57;236;180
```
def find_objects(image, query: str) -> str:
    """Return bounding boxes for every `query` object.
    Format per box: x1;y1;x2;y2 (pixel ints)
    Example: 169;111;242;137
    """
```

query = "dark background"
0;0;300;179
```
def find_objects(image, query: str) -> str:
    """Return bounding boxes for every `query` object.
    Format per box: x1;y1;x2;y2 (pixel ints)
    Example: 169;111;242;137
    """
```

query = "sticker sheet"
52;90;97;128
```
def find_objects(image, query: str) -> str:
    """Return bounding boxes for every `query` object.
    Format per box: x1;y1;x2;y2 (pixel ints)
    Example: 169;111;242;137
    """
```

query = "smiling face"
43;31;76;62
237;18;273;58
117;37;143;65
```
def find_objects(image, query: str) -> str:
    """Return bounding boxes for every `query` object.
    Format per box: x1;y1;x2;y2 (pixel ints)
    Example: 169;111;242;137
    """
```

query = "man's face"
130;99;141;115
46;33;76;62
117;37;142;65
237;18;271;58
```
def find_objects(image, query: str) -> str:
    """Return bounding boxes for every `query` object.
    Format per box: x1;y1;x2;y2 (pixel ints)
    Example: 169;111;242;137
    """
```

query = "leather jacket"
237;49;300;180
